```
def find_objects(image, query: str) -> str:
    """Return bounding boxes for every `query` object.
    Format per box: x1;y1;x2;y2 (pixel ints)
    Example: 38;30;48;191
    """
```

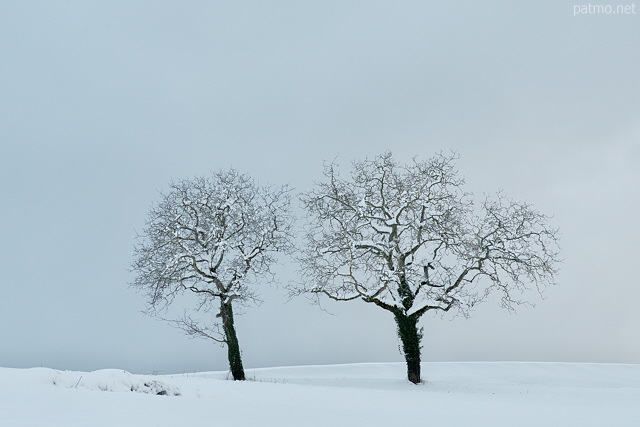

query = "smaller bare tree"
131;169;293;380
293;152;560;384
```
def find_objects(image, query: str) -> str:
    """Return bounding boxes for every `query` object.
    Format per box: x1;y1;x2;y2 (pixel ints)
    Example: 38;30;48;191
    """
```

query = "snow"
2;362;639;426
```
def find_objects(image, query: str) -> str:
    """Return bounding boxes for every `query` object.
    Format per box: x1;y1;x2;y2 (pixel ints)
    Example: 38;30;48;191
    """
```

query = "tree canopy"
293;152;560;383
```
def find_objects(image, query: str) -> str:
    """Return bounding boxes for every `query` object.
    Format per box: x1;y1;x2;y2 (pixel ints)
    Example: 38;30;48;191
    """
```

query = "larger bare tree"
131;169;293;380
294;152;560;384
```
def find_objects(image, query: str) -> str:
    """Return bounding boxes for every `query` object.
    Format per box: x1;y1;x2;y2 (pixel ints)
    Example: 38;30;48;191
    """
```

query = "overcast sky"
1;1;638;374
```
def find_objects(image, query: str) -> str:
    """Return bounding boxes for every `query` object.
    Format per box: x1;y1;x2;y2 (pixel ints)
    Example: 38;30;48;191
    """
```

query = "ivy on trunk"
394;311;423;384
220;301;245;381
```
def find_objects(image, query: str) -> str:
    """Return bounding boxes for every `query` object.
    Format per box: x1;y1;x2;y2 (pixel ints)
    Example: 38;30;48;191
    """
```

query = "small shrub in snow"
131;380;181;396
44;369;180;396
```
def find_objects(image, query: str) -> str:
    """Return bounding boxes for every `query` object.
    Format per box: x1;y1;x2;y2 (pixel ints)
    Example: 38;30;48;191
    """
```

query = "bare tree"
294;152;560;384
131;169;293;380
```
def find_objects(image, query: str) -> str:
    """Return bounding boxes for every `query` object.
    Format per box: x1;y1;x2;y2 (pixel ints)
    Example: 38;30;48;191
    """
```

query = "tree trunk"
394;312;422;384
220;301;246;381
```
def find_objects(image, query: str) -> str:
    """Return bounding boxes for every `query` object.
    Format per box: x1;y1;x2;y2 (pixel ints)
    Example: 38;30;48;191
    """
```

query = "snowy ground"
2;362;639;426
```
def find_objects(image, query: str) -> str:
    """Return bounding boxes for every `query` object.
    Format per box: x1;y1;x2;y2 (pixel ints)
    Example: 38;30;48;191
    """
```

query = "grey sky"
1;1;638;374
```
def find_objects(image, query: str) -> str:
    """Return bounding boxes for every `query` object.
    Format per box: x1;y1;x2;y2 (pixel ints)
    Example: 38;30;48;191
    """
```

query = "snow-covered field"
2;362;639;426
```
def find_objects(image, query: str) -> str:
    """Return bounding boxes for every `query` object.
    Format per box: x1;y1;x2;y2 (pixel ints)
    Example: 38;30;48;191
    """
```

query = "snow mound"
26;367;180;396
